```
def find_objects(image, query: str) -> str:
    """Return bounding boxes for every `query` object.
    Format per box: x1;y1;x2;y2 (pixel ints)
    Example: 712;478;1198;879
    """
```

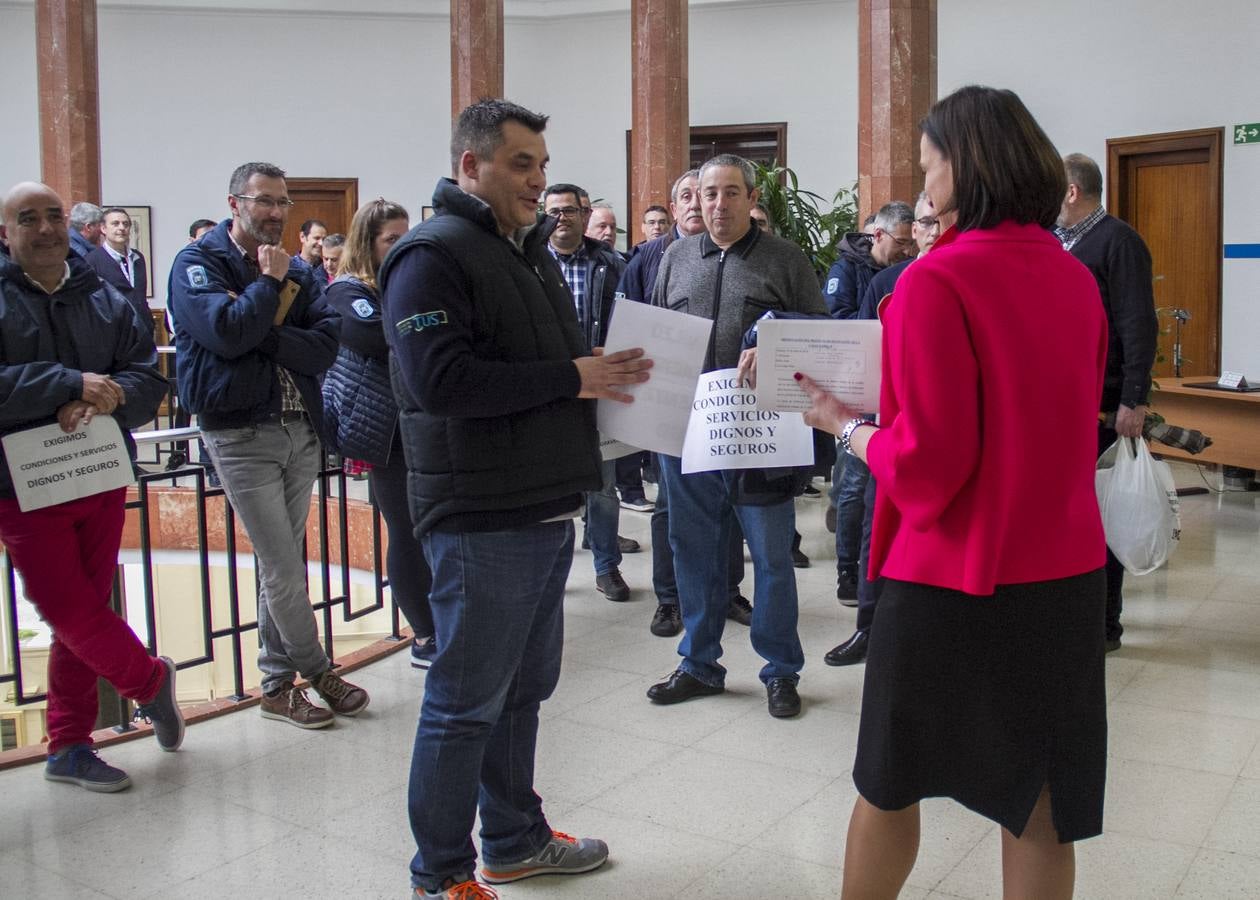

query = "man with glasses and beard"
169;161;369;730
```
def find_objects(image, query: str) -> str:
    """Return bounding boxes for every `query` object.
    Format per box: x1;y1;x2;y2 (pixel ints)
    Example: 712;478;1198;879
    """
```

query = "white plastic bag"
1095;437;1181;575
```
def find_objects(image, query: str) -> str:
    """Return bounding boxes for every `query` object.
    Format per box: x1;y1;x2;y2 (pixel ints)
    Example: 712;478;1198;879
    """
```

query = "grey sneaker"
45;745;131;793
481;830;609;884
133;655;185;751
312;667;370;716
260;681;334;729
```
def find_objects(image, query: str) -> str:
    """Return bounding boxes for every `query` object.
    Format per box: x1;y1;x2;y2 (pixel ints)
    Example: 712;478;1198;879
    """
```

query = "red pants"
0;488;162;754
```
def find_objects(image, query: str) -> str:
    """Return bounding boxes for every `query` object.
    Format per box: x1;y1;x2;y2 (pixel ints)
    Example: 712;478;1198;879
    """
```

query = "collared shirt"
22;263;71;296
231;232;305;415
1055;205;1107;251
101;242;138;287
547;242;588;324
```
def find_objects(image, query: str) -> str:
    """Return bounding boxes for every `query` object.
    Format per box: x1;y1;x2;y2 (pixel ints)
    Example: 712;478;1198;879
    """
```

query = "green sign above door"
1235;123;1260;144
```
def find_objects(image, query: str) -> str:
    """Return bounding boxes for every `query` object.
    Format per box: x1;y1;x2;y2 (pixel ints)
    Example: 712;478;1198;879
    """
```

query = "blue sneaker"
411;635;437;669
133;656;185;751
45;745;131;793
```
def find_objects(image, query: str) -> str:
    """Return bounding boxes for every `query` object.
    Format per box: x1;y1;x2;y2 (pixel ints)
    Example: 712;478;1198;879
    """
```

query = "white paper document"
3;416;134;512
596;300;713;457
755;319;882;414
681;368;815;474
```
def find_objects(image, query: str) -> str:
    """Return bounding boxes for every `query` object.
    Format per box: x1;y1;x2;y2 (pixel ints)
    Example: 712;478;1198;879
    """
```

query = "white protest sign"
596;299;713;457
681;368;815;474
599;434;639;461
3;417;134;512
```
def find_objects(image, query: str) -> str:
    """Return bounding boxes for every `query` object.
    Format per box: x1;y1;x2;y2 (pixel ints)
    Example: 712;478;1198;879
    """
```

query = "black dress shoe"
766;677;801;718
649;604;682;637
791;547;810;568
618;535;641;554
1105;637;1122;653
823;631;869;666
647;669;724;704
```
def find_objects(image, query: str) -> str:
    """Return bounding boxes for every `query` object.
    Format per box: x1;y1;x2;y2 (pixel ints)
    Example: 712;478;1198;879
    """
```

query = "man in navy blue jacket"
169;161;367;730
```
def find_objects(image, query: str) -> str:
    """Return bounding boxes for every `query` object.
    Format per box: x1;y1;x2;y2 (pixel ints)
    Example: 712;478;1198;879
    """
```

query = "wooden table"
1149;377;1260;470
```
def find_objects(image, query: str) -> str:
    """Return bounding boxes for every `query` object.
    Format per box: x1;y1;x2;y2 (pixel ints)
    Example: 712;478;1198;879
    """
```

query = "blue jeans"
584;458;622;576
651;455;745;607
855;474;881;632
202;418;329;694
833;451;870;571
659;455;803;686
408;520;572;891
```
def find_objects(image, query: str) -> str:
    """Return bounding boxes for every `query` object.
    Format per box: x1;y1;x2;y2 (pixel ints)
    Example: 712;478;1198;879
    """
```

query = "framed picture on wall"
111;205;154;298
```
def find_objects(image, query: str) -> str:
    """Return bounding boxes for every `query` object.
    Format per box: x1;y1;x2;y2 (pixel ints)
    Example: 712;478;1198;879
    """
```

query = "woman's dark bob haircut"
919;86;1066;232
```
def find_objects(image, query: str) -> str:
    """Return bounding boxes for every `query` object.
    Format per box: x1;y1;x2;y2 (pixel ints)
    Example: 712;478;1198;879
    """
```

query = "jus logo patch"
396;310;449;336
187;265;209;288
826;277;839;295
351;298;375;319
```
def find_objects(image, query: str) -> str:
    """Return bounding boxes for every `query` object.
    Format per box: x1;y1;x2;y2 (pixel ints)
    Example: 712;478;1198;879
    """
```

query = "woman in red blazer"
799;86;1108;899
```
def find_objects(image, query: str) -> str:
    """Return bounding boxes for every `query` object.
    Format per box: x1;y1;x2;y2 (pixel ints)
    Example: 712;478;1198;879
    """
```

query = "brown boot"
311;668;370;716
259;682;334;729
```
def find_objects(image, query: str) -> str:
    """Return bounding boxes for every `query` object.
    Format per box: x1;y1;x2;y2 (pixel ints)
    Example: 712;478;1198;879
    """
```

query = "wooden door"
1107;129;1223;377
282;177;358;254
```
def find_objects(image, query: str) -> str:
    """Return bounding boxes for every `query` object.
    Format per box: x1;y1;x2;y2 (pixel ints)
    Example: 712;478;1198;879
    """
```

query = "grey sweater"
652;225;825;370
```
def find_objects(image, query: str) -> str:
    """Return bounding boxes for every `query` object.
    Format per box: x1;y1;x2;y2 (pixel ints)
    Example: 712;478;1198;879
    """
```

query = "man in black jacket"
542;182;635;602
169;162;367;729
1058;153;1158;652
0;182;182;792
85;207;149;325
380;99;650;899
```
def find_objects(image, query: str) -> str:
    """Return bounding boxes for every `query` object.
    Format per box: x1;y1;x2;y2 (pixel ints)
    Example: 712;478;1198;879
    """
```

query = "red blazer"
866;221;1108;596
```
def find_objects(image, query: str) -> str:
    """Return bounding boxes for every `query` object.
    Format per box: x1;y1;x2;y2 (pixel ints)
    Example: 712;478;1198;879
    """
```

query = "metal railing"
0;426;401;739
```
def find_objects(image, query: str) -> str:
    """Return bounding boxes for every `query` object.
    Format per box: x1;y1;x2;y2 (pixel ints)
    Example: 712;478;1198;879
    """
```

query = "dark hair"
229;162;285;196
101;206;130;223
544;183;585;205
919;85;1065;231
188;218;216;238
698;154;756;192
643;204;668;218
450;99;548;173
1063;153;1103;199
300;219;327;237
339;199;409;288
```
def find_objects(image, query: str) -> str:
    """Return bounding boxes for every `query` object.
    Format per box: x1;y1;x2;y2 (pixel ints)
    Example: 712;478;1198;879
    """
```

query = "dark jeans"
650;454;744;607
855;474;881;633
833;451;870;572
616;450;649;502
408;520;572;891
1098;422;1125;640
369;451;434;639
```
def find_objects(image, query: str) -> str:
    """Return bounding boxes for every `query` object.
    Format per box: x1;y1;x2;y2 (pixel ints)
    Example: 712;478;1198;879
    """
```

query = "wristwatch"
840;417;872;455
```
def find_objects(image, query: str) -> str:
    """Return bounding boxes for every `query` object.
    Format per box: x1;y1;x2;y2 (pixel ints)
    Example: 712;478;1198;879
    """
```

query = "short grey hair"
670;169;700;202
229;162;286;197
590;201;614;211
1063;153;1103;199
698;154;756;193
69;202;103;230
874;201;915;232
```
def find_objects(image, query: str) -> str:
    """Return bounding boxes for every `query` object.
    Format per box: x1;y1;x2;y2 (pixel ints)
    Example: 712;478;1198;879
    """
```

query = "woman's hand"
795;372;859;436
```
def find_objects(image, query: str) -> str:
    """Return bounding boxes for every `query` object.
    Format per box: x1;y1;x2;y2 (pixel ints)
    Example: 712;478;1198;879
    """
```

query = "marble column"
450;0;504;119
858;0;936;222
36;0;102;204
629;0;688;246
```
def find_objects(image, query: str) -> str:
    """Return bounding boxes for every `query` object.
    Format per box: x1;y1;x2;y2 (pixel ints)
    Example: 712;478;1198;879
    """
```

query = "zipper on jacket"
705;249;727;371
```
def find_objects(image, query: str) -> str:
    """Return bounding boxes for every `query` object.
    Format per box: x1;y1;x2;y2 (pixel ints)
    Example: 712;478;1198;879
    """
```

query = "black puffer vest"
378;179;601;536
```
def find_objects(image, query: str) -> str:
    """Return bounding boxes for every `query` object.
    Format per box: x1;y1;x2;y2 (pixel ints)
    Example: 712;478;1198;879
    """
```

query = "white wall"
2;0;1257;372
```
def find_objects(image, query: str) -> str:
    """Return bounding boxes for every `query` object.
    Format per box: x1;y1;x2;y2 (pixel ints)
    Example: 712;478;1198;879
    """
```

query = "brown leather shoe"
312;668;370;716
260;682;334;729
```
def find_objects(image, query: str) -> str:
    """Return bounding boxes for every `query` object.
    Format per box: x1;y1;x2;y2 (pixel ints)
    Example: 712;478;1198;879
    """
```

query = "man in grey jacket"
646;154;826;719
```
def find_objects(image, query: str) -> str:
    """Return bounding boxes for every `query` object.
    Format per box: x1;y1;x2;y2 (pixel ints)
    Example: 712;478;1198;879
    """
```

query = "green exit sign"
1236;123;1260;144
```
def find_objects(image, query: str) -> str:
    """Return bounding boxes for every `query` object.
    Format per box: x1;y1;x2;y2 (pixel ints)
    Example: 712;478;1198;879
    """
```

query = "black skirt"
853;569;1107;843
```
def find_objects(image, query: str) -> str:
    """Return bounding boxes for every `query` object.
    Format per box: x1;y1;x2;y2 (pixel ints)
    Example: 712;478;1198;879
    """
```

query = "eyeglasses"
916;217;940;229
885;233;914;247
233;194;295;210
546;206;583;219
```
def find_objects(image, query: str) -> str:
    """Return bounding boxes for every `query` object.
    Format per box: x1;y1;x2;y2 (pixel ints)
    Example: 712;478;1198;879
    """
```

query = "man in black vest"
1057;153;1158;653
380;99;651;900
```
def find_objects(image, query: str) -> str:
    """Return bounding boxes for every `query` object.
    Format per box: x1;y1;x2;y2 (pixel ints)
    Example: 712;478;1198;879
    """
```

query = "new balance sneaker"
411;635;437;669
481;831;609;884
44;745;131;793
415;877;499;898
133;655;185;751
260;681;334;729
312;667;370;716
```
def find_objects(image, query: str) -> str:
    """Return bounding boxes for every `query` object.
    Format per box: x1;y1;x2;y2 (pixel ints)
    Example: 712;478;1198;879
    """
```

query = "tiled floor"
4;462;1260;899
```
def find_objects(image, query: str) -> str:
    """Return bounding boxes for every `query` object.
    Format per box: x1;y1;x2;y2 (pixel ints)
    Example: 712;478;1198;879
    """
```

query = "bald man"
0;182;180;792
